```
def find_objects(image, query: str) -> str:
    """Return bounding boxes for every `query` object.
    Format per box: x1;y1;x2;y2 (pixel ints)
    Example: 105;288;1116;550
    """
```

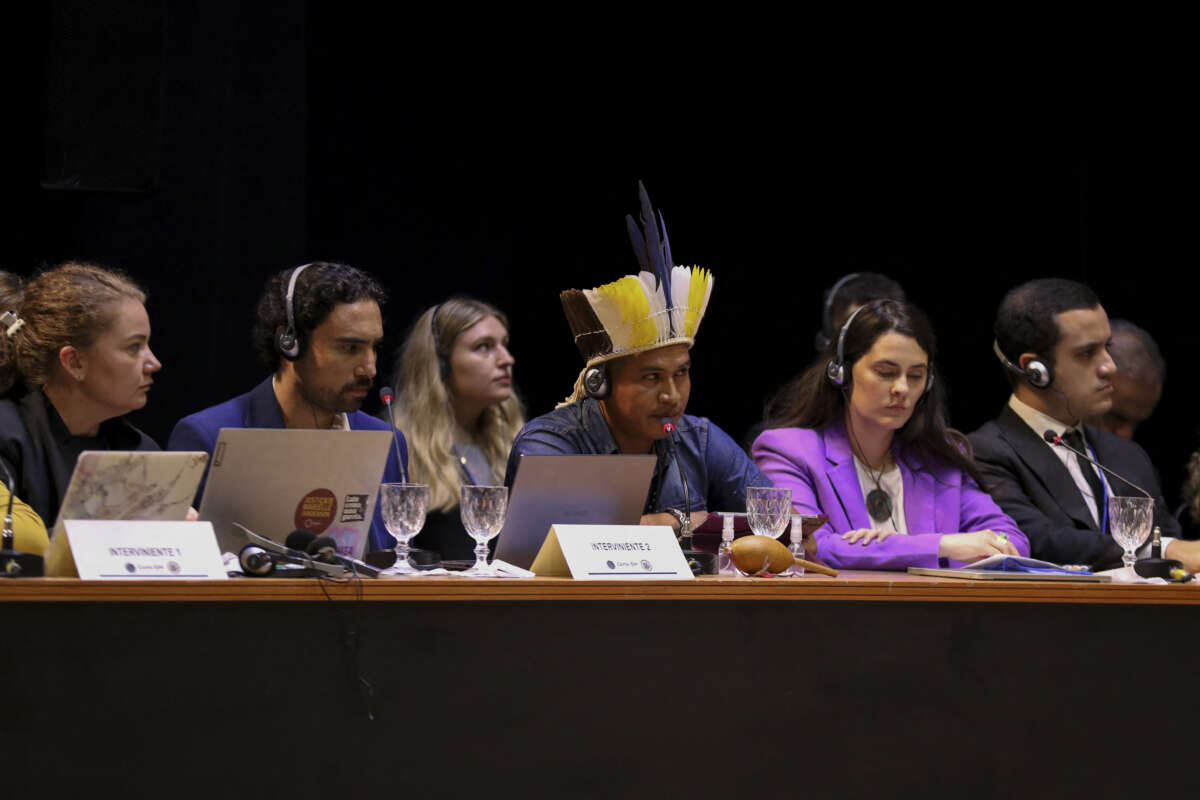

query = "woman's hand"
841;528;901;546
937;530;1020;562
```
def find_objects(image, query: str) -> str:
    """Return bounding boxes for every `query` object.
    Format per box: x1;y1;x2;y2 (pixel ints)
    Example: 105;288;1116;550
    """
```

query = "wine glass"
379;483;429;575
746;486;792;540
459;485;508;577
1108;496;1153;571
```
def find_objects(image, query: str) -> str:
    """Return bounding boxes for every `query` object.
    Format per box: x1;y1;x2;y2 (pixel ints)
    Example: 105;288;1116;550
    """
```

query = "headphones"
275;263;314;360
814;272;862;352
992;339;1053;388
583;363;610;399
825;303;934;396
430;304;451;380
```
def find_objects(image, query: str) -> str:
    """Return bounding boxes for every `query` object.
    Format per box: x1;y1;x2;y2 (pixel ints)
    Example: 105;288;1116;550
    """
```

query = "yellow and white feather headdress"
559;183;714;369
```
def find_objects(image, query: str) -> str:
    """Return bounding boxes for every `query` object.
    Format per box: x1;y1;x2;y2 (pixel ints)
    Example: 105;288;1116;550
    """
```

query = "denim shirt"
504;398;770;513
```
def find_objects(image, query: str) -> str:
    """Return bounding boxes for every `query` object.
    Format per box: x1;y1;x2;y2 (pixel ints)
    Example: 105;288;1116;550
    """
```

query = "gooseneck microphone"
1;459;43;577
1;459;15;552
1042;430;1152;499
379;386;409;483
661;418;692;534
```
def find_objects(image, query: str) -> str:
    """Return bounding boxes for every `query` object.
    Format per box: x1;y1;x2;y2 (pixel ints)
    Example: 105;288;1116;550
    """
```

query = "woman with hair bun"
753;298;1027;570
389;298;523;561
0;262;162;525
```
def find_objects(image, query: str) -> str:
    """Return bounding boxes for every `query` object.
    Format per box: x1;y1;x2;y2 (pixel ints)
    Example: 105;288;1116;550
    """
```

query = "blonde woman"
391;299;524;561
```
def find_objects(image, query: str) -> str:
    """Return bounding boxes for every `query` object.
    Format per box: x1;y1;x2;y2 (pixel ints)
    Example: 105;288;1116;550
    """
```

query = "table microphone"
1;459;44;578
1041;430;1152;498
379;386;408;483
1044;430;1177;577
290;528;382;577
661;418;699;560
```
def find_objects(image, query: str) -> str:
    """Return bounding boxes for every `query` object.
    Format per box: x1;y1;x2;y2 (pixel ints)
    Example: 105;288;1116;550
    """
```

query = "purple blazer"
751;423;1028;570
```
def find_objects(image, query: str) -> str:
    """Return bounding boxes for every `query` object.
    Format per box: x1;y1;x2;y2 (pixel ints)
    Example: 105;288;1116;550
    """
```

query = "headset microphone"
378;386;409;483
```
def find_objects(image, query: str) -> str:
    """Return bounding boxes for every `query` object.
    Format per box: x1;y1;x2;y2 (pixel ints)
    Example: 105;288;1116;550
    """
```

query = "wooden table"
3;572;1194;798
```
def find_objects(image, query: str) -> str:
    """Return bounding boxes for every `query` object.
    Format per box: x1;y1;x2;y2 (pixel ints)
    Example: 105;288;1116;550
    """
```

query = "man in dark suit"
168;261;407;552
968;278;1197;571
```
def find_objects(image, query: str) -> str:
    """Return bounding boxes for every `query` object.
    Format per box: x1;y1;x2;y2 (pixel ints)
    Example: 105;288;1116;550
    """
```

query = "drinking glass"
746;486;792;540
459;485;508;577
380;483;429;575
1108;496;1153;571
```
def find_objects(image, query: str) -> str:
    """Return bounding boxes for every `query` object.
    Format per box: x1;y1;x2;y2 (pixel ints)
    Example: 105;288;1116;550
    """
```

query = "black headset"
992;339;1053;389
814;272;863;352
430;303;451;380
275;263;314;361
583;363;610;399
825;302;934;396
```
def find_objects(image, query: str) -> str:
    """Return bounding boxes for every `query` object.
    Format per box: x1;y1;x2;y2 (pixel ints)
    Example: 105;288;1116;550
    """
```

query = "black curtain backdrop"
11;3;1197;506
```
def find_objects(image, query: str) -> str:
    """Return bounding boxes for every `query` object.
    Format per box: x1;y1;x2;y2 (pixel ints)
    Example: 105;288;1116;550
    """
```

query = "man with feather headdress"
503;184;769;538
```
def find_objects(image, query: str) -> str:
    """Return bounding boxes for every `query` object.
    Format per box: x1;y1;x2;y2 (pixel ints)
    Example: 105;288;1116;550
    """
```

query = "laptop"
198;428;393;559
45;450;210;576
493;454;658;569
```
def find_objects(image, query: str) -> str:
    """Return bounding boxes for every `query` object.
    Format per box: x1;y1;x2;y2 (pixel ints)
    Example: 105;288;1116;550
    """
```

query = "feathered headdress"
560;182;714;370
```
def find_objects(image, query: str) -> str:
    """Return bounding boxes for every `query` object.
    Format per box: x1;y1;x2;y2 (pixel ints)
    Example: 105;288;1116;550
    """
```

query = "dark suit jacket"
167;377;409;552
0;387;158;525
968;405;1178;569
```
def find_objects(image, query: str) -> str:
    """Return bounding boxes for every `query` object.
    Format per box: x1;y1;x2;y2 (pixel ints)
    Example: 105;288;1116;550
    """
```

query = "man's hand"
640;511;709;534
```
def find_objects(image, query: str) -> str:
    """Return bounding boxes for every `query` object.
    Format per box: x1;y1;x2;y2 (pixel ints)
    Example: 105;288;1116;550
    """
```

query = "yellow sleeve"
1;485;50;556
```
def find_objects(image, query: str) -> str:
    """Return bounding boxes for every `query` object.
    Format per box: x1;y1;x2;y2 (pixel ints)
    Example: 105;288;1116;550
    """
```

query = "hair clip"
1;310;25;338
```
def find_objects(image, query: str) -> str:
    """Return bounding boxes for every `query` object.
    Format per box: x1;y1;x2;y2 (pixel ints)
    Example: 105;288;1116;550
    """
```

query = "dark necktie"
1063;429;1106;526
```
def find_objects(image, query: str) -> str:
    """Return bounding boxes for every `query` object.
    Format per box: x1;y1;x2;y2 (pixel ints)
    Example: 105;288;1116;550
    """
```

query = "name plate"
532;524;693;580
64;520;229;580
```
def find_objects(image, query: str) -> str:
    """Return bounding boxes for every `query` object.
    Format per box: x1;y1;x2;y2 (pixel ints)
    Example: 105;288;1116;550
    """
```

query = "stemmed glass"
459;485;508;577
746;486;792;540
379;483;429;575
1108;496;1153;571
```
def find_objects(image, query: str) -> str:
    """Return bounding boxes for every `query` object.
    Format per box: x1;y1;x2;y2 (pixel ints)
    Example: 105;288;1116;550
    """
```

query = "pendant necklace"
863;455;895;525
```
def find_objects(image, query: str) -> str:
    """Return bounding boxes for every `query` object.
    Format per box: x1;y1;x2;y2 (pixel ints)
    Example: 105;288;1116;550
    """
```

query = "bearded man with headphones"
968;278;1198;571
168;261;408;552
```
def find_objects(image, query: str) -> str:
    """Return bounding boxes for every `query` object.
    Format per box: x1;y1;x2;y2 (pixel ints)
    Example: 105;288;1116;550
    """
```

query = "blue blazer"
167;377;408;552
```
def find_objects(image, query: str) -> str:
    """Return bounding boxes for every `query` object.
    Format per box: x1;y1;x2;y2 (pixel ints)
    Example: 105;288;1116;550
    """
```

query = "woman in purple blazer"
752;299;1027;570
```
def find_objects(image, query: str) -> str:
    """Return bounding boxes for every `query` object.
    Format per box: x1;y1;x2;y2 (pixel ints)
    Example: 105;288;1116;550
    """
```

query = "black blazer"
0;387;158;525
968;405;1179;569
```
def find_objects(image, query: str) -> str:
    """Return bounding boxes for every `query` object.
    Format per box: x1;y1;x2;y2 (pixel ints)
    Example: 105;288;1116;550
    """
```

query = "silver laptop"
493;454;658;569
45;450;211;576
198;428;393;559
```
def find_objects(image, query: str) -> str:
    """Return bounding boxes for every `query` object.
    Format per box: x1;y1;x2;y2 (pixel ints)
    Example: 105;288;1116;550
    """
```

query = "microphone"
661;417;692;538
1;458;16;552
0;459;44;578
379;386;409;483
1042;430;1153;499
288;527;382;577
